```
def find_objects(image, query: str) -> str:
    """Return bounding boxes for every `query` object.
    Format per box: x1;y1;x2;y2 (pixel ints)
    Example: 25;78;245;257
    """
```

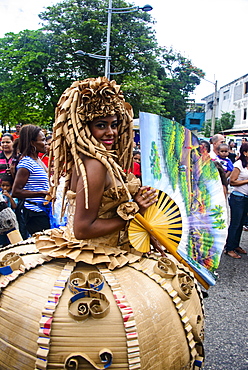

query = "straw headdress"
49;77;134;211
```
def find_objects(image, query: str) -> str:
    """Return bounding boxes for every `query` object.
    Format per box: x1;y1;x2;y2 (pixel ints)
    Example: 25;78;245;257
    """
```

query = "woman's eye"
96;123;105;129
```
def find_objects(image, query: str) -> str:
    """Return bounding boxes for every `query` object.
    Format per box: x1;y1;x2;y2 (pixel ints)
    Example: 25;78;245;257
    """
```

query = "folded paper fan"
128;189;182;253
136;112;228;288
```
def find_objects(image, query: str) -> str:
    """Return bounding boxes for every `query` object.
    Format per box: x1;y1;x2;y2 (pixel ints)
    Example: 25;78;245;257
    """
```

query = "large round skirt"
0;244;204;370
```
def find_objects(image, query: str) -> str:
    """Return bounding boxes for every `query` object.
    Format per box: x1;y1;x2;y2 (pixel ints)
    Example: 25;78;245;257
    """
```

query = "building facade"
181;103;205;132
202;73;248;132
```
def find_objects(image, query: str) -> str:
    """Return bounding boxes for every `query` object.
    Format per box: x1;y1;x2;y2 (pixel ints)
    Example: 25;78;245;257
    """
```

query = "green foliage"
150;141;162;180
0;0;205;127
160;118;178;190
158;48;204;122
174;122;185;159
198;181;211;209
200;159;219;182
201;232;214;259
179;171;190;215
210;205;226;229
122;74;167;118
202;110;235;137
0;29;71;127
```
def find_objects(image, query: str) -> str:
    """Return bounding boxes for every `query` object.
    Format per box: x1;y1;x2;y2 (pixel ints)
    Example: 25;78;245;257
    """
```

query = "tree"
0;30;59;127
202;111;235;137
158;48;204;121
0;0;204;127
38;0;159;79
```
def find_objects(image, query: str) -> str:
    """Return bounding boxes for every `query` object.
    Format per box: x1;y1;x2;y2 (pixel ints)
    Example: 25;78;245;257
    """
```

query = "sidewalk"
203;231;248;369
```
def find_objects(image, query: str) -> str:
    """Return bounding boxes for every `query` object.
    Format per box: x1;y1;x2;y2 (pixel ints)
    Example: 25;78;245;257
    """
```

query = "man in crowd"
210;134;225;160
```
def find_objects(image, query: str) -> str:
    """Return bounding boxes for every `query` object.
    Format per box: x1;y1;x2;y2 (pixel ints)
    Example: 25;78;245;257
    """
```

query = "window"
244;108;247;120
223;90;229;100
207;101;213;110
234;84;242;101
245;82;248;94
189;119;200;125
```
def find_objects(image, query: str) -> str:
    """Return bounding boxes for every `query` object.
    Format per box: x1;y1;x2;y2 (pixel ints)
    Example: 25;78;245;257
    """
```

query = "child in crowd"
0;174;18;210
200;140;228;197
216;143;234;178
133;151;141;164
0;175;20;247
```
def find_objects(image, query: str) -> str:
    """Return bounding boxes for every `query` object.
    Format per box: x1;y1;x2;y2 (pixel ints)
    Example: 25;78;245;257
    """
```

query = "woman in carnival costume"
44;76;157;266
0;77;205;370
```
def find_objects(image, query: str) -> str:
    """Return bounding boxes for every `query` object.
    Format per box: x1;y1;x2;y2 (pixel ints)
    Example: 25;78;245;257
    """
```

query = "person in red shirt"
12;124;22;141
38;135;52;168
130;150;141;179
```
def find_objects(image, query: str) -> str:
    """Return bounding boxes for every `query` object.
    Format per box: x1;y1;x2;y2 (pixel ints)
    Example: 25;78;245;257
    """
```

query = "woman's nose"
106;125;114;135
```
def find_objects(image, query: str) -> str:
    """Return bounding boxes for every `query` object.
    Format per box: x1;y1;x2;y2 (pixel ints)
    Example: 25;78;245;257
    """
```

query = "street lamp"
105;1;153;79
75;50;111;61
75;2;152;79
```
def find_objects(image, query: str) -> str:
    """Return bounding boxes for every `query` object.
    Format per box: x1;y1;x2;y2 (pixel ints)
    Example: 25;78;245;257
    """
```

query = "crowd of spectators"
204;134;248;259
0;124;54;246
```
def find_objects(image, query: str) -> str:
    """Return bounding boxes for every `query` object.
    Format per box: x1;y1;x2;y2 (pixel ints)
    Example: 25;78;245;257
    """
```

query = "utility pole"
210;80;218;136
105;0;112;79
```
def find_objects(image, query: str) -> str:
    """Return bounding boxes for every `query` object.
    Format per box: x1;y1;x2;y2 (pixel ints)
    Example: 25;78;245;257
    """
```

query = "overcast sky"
0;0;247;102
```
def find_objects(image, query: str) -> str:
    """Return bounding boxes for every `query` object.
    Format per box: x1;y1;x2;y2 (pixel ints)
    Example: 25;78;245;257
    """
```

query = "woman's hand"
134;186;157;216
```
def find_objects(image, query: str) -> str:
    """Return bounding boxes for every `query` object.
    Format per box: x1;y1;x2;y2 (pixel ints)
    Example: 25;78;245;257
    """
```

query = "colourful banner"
139;112;228;286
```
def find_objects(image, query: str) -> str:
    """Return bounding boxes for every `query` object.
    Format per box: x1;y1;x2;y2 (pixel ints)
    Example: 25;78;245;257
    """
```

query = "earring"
31;145;37;153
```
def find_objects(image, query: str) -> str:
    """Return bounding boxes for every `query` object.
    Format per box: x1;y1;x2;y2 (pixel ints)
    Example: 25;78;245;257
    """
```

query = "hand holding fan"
128;188;182;253
128;189;210;289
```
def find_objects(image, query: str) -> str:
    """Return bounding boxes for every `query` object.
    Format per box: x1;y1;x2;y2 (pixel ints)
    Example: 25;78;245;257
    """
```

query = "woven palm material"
128;189;183;253
49;77;134;210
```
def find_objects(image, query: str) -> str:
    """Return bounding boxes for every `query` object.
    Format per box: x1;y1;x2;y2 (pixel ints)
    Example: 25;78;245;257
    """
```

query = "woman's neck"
3;151;12;159
30;153;38;160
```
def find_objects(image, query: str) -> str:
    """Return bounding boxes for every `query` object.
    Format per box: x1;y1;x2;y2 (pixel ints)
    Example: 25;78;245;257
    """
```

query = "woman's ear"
31;141;37;153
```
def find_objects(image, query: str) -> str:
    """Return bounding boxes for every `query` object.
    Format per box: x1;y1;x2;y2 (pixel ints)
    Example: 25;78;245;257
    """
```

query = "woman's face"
1;136;13;154
88;115;119;150
32;131;47;154
45;138;52;154
133;153;141;163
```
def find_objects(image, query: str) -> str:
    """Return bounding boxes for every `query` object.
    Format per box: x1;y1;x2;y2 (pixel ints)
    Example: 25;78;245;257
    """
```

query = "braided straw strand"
49;77;134;211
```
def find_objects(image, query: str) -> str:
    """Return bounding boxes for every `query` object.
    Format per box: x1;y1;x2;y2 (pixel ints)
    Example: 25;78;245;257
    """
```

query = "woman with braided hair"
41;76;157;268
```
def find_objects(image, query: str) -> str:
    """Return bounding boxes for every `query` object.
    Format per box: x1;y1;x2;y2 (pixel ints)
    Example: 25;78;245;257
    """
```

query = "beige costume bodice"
36;174;141;269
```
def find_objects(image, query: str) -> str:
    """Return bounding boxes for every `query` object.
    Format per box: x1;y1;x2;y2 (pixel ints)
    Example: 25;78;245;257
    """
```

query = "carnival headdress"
50;77;134;210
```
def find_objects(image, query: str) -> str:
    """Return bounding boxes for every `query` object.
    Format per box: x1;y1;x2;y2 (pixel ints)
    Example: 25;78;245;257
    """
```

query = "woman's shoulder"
71;156;107;191
17;156;34;170
82;155;107;173
234;159;243;168
18;156;32;164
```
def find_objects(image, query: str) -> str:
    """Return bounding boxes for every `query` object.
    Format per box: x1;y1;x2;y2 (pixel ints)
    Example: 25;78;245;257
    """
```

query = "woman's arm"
229;167;248;186
73;158;157;240
73;158;125;239
12;168;48;199
225;170;231;178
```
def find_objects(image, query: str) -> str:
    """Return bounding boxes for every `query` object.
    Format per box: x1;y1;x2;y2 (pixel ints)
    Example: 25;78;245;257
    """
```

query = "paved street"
203;231;248;369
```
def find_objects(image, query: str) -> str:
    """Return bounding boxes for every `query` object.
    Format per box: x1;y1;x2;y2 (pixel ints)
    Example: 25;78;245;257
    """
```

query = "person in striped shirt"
12;125;51;235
